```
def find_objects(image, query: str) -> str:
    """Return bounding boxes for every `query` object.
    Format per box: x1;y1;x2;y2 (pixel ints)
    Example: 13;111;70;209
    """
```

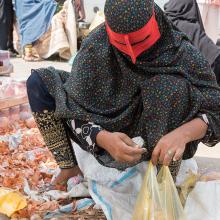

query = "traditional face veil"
105;0;161;64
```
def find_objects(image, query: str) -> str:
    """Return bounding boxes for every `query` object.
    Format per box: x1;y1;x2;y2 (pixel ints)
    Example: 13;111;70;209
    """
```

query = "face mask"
106;12;161;64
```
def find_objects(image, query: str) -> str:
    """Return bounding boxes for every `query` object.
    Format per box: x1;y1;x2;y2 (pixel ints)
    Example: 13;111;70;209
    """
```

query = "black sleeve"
69;119;103;155
197;113;220;147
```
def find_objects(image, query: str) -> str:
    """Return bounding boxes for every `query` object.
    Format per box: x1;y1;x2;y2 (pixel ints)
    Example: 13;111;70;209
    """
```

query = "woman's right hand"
96;131;147;163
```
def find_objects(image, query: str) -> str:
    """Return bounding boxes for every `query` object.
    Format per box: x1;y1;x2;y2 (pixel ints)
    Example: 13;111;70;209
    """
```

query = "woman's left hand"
151;118;208;166
151;129;189;166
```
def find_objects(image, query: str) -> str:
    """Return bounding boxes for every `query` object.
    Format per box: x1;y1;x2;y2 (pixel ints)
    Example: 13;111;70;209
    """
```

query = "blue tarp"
14;0;57;47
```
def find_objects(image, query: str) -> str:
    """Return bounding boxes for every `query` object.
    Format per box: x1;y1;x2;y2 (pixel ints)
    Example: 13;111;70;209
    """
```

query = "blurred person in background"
13;0;85;61
75;0;85;21
197;0;220;44
165;0;220;84
33;0;85;60
14;0;57;61
0;0;18;57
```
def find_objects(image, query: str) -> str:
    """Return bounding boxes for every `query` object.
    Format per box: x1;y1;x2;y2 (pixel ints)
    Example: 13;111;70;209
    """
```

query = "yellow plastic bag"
157;166;186;220
132;162;165;220
0;188;27;217
132;162;186;220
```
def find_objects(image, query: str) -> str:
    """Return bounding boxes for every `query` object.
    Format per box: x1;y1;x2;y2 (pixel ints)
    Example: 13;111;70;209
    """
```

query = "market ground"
10;57;220;172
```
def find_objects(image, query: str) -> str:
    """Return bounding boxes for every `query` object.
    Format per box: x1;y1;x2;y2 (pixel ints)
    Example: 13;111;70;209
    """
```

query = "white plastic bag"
184;181;220;220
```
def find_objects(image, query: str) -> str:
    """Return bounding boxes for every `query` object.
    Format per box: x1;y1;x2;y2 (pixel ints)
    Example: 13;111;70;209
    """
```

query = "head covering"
105;0;161;64
36;0;220;166
104;0;153;33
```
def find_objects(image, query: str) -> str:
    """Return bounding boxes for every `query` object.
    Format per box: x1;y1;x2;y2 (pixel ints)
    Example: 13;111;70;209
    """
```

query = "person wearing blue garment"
14;0;57;61
14;0;85;61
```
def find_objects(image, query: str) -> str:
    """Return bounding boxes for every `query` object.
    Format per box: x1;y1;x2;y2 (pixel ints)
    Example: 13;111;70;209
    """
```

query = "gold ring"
167;149;173;157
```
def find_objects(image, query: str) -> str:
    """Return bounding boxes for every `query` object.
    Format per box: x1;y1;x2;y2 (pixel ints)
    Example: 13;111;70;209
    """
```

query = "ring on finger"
166;149;174;158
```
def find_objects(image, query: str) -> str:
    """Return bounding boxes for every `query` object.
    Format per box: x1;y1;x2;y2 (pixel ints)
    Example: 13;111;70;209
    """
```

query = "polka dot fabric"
36;1;220;168
105;0;153;33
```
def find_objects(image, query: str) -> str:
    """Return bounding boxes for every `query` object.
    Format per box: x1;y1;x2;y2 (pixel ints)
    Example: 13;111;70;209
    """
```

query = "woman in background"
14;0;57;61
0;0;18;56
165;0;220;84
14;0;85;61
197;0;220;43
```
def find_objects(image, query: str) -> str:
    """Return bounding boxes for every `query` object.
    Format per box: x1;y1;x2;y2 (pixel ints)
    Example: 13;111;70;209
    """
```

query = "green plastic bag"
132;162;186;220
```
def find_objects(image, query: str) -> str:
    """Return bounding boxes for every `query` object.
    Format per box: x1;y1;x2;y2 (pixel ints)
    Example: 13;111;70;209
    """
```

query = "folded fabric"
34;0;77;60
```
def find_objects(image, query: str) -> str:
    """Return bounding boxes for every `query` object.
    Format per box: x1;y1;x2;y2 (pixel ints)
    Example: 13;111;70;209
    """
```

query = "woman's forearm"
177;118;208;143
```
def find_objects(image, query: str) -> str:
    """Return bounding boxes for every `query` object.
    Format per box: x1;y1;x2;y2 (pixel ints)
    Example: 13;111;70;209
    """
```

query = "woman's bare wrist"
177;118;208;143
96;130;111;150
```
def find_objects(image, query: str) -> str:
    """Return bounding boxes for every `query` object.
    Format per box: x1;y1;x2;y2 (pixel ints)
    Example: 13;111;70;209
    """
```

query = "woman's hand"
96;131;147;163
151;118;208;166
151;129;188;166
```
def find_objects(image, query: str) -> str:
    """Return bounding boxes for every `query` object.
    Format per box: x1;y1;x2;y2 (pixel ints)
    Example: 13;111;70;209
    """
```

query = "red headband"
106;12;161;64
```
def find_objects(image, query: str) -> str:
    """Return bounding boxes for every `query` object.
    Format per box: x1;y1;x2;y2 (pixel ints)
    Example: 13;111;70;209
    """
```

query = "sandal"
23;44;41;62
